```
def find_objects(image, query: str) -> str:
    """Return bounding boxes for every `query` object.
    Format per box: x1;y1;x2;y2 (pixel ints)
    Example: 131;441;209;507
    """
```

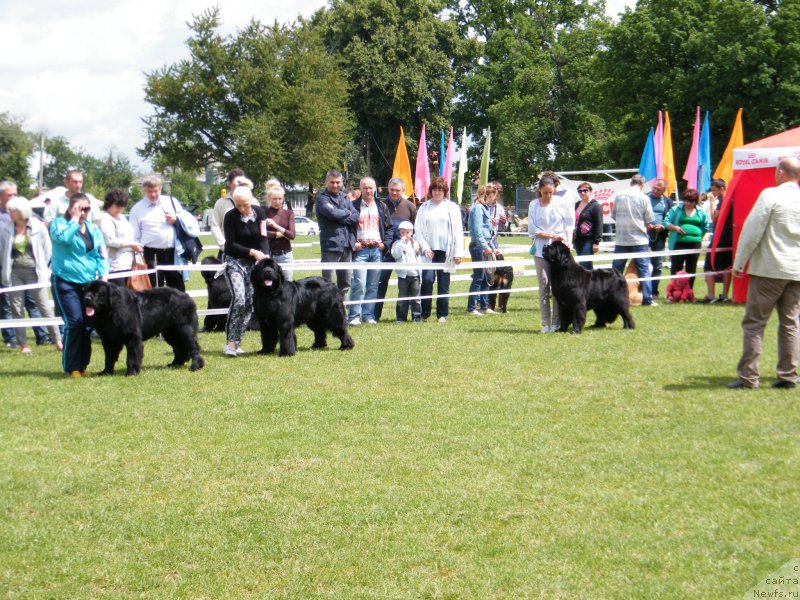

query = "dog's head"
82;280;114;318
542;241;574;270
251;257;285;293
200;256;223;286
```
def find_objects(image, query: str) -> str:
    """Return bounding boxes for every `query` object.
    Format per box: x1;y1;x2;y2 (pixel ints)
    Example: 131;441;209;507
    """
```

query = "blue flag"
439;129;446;177
698;111;712;192
638;127;657;182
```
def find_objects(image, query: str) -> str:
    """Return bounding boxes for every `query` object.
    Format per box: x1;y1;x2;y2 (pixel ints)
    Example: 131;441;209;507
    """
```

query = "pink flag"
682;106;701;189
414;124;430;200
443;127;455;189
654;111;664;180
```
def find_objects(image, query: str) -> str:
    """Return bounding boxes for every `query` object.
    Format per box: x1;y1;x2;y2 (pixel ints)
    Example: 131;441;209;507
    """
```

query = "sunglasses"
578;188;590;193
80;206;91;213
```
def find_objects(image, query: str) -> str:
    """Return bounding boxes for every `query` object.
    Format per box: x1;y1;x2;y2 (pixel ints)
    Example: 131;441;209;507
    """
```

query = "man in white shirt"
611;174;656;306
728;157;800;389
44;169;101;225
128;174;185;291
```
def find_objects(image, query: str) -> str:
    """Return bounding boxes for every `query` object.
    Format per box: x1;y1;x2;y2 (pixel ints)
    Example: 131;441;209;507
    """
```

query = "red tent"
712;126;800;302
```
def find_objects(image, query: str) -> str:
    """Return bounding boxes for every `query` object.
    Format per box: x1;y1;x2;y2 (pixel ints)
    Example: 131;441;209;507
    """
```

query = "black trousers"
143;246;185;291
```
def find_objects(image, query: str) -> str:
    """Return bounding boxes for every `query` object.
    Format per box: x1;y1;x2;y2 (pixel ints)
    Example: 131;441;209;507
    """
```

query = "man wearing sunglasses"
645;179;672;299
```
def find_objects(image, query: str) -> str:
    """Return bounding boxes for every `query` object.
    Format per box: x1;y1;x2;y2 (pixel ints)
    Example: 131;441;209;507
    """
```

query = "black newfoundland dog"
542;241;634;334
251;257;355;356
488;252;514;313
200;256;258;332
82;280;205;375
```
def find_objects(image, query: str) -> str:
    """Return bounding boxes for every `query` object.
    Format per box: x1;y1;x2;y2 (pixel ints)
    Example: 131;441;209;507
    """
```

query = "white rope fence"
0;246;733;329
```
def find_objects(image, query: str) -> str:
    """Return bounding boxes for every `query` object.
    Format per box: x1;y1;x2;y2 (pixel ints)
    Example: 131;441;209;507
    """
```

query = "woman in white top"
529;175;575;333
414;176;464;323
0;198;63;353
98;189;143;286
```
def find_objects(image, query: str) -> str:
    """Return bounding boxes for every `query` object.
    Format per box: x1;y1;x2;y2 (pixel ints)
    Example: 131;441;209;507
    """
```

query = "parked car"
294;216;318;236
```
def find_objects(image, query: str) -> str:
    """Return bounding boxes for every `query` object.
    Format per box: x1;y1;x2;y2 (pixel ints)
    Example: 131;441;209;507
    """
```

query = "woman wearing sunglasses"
573;182;603;270
50;193;108;377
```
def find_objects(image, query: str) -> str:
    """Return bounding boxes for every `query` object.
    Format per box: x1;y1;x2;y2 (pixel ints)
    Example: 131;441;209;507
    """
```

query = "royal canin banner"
733;146;800;171
560;178;634;225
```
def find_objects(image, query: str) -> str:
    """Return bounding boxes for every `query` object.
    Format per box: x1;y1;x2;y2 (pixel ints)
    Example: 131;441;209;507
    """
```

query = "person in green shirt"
665;188;709;291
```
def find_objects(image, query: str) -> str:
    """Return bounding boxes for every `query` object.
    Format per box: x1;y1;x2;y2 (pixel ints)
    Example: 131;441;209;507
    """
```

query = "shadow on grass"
663;375;741;391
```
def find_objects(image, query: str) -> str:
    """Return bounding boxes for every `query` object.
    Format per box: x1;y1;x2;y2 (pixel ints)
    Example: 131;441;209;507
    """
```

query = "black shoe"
727;380;754;390
772;380;796;389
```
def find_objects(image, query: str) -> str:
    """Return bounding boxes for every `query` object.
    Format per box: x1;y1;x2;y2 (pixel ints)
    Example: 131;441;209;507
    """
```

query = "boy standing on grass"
391;221;422;323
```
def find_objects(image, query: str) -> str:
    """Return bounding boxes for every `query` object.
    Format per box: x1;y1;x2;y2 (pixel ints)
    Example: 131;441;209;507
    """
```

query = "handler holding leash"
222;185;270;357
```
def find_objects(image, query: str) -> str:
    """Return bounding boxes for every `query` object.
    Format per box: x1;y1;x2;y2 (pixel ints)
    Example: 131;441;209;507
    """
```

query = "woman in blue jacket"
50;193;108;376
467;183;499;316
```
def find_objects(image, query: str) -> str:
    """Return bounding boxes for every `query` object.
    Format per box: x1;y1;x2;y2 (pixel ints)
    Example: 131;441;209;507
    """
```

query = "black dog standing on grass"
251;257;355;356
542;241;635;334
82;280;205;375
488;252;514;313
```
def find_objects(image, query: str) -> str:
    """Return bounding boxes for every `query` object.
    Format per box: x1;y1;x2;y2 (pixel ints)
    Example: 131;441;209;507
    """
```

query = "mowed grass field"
1;235;798;598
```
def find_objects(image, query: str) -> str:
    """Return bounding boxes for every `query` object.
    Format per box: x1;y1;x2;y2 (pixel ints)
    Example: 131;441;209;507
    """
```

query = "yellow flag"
712;108;744;185
391;126;413;199
662;112;677;196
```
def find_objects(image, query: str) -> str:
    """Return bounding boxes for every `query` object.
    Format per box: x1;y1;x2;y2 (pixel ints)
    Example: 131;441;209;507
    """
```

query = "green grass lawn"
1;238;798;597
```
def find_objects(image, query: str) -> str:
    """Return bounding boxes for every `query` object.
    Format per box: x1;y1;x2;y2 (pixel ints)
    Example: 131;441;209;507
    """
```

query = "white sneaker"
365;319;377;325
483;308;497;315
223;345;238;357
348;318;361;326
438;317;447;323
468;309;484;317
235;347;246;355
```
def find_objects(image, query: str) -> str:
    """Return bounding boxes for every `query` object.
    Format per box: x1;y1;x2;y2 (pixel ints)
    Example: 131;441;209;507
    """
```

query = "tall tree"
592;0;800;177
448;0;610;184
317;0;463;184
140;8;352;187
0;113;33;191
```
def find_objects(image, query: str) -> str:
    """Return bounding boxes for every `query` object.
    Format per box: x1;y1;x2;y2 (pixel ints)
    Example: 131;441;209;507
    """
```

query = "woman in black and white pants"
222;186;270;357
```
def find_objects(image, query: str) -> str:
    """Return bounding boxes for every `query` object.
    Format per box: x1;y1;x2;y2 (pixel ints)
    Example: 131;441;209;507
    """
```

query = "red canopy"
712;126;800;302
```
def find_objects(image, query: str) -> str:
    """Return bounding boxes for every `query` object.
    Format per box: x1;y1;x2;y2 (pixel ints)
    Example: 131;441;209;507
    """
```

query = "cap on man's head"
398;221;414;230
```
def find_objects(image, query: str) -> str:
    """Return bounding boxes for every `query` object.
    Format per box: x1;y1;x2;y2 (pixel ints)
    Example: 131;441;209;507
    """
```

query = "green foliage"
317;0;463;183
591;0;800;172
41;136;137;199
165;171;209;212
0;113;33;191
448;0;611;183
141;8;352;187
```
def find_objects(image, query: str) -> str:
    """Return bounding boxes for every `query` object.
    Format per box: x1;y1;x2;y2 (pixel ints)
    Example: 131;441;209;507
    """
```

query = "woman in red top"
263;184;296;280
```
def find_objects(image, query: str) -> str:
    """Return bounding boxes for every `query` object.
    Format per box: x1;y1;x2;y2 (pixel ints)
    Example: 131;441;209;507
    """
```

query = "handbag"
126;252;152;291
169;196;203;263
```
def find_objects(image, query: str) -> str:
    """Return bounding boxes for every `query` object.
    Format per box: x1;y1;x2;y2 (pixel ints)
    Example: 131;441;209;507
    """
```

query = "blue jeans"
648;234;667;296
575;239;595;270
273;251;294;281
612;244;652;305
52;275;92;373
421;250;451;319
467;244;489;311
0;292;14;344
374;253;395;321
349;247;382;321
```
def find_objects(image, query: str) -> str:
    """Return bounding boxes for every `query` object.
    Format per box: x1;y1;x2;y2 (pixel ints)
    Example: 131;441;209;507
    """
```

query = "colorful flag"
698;111;712;192
414;124;430;200
638;127;657;182
713;108;744;185
444;127;455;190
391;126;413;199
663;111;677;195
682;106;701;190
456;127;468;204
439;129;446;177
654;111;664;179
479;128;491;187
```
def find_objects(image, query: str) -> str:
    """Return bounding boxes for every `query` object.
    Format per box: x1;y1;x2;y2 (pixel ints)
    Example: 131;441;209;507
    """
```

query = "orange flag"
391;126;413;199
713;108;744;185
662;111;678;196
